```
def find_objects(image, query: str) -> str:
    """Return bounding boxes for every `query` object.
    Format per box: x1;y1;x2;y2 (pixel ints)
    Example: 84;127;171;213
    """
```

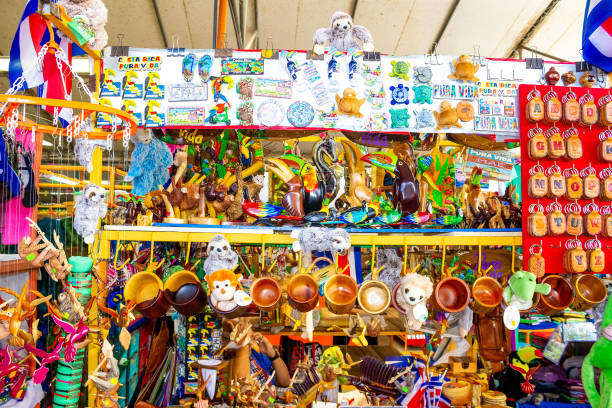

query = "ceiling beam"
520;45;568;62
507;0;562;58
350;0;359;19
152;0;169;48
428;0;460;54
228;0;243;47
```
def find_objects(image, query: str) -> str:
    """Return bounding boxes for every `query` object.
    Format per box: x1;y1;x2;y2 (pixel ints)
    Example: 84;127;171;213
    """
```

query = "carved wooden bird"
267;158;305;218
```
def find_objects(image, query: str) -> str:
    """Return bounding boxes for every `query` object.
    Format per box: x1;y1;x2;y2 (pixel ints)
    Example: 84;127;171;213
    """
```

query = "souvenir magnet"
413;85;433;104
389;84;410;105
257;99;285;127
389;60;410;80
287;101;315;128
414;109;435;128
389;108;410;128
413;66;433;85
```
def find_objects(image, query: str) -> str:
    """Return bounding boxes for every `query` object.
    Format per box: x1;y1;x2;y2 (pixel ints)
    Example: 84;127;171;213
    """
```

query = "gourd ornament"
582;297;612;408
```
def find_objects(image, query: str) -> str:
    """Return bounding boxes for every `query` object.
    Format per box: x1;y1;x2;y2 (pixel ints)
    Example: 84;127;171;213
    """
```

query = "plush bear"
124;130;172;196
396;273;434;331
203;234;239;275
57;0;109;50
73;183;107;244
312;11;374;55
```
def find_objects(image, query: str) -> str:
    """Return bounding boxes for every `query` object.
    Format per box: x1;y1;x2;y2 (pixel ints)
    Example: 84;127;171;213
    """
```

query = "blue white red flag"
9;0;85;125
583;0;612;72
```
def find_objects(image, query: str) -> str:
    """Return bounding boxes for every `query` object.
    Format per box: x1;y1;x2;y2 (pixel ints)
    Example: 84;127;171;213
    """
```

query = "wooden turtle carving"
434;101;462;130
448;54;479;82
335;88;365;118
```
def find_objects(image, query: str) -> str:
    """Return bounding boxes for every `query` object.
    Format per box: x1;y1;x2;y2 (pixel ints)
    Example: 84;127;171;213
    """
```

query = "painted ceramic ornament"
205;103;231;125
236;77;254;100
182;53;196;82
413;85;433;104
287;101;315;127
414;109;435;128
580;70;596;88
390;83;410;105
198;54;213;82
236;102;254;126
434;101;461;130
257;99;285;126
545;66;560;85
335;88;365;117
365;85;386;109
365;113;390;131
389;108;410;128
389;60;410;80
361;63;381;86
449;54;480;82
413;66;433;85
318;110;339;128
562;71;576;86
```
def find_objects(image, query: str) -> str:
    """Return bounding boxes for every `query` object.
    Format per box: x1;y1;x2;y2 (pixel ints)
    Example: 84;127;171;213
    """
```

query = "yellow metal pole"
88;146;103;407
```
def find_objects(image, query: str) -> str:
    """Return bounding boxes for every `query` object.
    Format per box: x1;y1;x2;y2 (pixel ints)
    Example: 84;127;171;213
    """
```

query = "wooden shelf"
102;225;522;247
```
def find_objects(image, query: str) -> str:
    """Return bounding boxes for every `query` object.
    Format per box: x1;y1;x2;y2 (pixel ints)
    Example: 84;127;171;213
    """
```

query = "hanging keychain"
562;90;580;124
602;205;612;237
581;165;600;199
563;127;582;160
543;89;562;123
526;89;544;123
545;126;565;159
527;244;546;278
547;201;566;236
585;237;605;273
598;94;612;127
563;239;588;273
599;168;612;200
565;202;583;236
564;168;583;200
527;126;547;159
598;130;612;162
579;93;598;126
584;202;602;236
528;164;548;198
528;203;547;237
546;164;566;198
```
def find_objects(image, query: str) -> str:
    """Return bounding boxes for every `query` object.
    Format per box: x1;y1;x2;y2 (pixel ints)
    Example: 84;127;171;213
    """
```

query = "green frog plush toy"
582;297;612;408
502;270;551;330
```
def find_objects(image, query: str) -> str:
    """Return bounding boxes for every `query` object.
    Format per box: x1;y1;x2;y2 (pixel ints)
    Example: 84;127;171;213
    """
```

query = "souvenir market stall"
0;1;611;408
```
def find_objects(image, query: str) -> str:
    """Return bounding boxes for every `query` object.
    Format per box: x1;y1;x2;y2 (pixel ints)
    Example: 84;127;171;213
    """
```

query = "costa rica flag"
582;0;612;72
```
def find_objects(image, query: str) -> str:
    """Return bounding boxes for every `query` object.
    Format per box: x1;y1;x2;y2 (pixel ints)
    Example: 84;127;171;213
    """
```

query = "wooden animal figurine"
312;134;339;202
335;88;365;117
393;143;420;216
487;196;508;229
267;158;305;218
434;101;462;130
341;140;373;207
448;54;480;82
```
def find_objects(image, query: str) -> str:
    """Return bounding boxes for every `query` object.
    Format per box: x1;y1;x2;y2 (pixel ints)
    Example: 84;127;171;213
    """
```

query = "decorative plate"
257;99;285;127
287;101;315;127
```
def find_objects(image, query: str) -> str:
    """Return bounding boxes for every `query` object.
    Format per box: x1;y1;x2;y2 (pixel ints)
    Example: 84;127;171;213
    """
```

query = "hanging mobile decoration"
527;126;547;159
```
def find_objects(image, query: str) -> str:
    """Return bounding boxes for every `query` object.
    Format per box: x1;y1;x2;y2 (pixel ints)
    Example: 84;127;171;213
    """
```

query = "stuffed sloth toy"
203;234;239;275
312;11;374;55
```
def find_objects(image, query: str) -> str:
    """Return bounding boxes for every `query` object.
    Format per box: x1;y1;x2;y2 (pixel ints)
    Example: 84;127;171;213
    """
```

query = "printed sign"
432;84;478;99
474;115;518;132
168;107;206;125
254;78;293;98
168;84;208;102
118;55;162;71
478;81;518;97
221;58;264;75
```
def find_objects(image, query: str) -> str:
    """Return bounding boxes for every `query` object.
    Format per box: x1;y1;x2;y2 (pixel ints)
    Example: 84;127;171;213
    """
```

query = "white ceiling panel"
436;0;550;57
105;0;165;48
393;0;455;55
524;0;585;61
294;0;354;49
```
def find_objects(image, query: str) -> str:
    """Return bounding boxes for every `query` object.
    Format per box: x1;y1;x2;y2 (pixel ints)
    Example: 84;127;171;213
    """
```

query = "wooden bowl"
324;274;358;315
287;274;319;312
251;277;282;312
432;277;471;313
358;280;391;314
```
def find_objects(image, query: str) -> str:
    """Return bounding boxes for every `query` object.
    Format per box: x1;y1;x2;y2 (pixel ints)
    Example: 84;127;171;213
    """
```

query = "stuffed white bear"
57;0;109;50
312;11;374;55
396;273;434;331
73;183;107;244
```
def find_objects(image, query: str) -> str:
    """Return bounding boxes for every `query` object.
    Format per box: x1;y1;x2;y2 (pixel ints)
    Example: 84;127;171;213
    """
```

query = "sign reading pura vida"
118;56;162;71
433;84;479;99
